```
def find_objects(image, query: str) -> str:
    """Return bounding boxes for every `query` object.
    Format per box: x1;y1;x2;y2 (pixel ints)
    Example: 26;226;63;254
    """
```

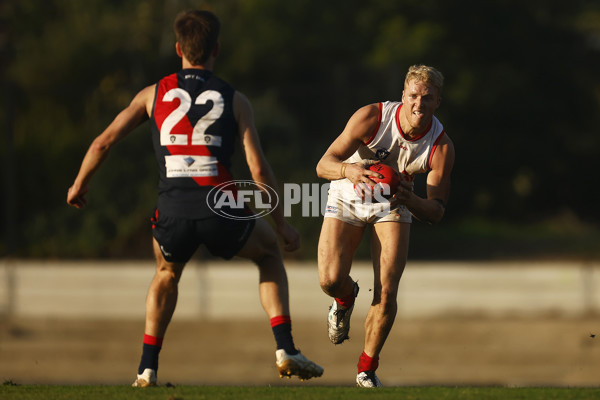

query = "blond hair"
405;65;444;95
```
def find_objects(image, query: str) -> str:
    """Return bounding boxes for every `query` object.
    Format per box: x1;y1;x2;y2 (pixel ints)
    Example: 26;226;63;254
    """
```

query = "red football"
368;163;400;197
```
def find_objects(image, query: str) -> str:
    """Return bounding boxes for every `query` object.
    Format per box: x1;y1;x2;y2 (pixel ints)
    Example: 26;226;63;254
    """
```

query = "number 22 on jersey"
159;88;224;147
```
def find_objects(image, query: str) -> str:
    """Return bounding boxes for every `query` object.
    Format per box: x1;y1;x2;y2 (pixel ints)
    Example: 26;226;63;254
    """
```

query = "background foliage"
1;0;599;260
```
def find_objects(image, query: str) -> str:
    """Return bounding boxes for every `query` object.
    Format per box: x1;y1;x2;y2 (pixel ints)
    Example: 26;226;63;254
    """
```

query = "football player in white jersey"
316;65;455;388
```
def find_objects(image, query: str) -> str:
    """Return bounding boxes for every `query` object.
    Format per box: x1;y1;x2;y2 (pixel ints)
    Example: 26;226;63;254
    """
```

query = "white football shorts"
324;184;412;227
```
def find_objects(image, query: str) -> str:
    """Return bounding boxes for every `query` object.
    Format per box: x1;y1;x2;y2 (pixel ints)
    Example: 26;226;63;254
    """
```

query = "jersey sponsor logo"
165;155;218;177
206;180;279;220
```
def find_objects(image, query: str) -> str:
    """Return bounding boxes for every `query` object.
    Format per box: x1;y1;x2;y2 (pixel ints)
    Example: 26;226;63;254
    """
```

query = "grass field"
3;263;599;397
2;385;600;400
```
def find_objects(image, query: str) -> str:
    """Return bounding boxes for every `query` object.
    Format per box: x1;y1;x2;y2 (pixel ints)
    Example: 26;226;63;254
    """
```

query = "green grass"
1;385;600;400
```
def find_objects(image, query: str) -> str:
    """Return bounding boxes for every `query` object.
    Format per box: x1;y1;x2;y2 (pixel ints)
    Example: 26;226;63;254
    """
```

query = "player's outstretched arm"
234;91;300;251
67;85;154;209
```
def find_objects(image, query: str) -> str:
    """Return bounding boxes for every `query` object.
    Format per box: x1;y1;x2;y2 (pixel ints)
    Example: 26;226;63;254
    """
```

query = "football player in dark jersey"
67;9;322;386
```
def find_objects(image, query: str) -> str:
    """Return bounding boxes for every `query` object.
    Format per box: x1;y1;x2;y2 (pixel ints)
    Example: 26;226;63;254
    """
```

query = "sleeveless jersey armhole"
364;102;383;146
427;130;446;170
150;83;160;120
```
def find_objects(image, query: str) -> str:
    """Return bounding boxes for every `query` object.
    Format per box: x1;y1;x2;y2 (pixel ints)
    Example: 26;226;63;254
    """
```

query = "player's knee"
243;222;281;265
250;244;281;268
156;263;183;285
319;277;343;297
254;256;282;278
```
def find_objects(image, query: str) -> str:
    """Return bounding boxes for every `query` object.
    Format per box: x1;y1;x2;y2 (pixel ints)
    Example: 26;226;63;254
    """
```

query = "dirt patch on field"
1;316;599;387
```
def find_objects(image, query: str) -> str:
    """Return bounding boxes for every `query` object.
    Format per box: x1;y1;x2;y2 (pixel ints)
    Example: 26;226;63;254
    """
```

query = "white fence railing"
1;260;598;319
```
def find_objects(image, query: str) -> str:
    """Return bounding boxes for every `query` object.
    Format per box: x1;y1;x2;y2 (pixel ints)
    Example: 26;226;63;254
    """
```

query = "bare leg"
144;238;185;338
236;218;288;318
363;222;410;358
317;218;365;298
237;218;324;380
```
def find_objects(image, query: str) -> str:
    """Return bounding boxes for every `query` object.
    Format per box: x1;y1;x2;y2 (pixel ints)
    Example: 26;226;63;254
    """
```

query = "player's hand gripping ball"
369;163;400;197
354;163;400;201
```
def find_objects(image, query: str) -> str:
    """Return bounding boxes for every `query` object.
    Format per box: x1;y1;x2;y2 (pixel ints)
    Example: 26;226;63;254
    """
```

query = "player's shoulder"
380;100;402;108
233;89;249;103
353;102;381;121
232;90;254;123
233;90;252;109
438;132;455;152
344;103;383;142
132;83;157;109
352;101;402;127
433;132;455;168
139;83;158;95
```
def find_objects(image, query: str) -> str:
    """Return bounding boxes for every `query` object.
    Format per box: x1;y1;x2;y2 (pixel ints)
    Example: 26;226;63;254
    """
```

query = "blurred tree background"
1;0;599;260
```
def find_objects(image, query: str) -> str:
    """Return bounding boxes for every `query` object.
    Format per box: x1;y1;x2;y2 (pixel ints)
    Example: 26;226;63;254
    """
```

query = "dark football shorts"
151;208;256;263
